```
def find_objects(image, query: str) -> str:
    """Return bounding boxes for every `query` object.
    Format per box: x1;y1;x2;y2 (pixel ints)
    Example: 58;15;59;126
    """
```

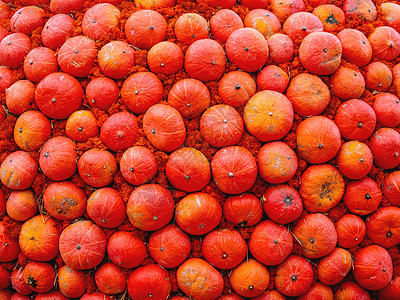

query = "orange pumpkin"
65;110;99;143
313;4;345;32
366;206;400;249
244;9;281;39
369;128;400;169
270;0;305;22
335;214;366;249
98;41;135;80
218;71;256;108
383;171;400;206
5;80;35;115
330;66;365;100
267;33;294;64
209;9;244;43
174;13;209;45
336;141;373;180
373;92;400;127
343;0;377;22
134;0;175;9
337;28;372;67
0;221;20;263
223;193;263;227
368;26;400;61
334;281;370;300
257;65;289;93
318;248;352;285
82;3;120;41
283;12;323;41
298;283;333;300
365;62;393;92
147;41;184;75
58;265;86;298
381;3;400;32
23;261;55;294
6;190;37;222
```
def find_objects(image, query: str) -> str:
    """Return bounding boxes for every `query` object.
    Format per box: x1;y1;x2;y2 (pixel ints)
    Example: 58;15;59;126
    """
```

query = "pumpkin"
251;290;286;300
383;171;400;206
65;110;99;142
125;9;167;50
333;281;370;300
127;183;175;231
35;72;83;120
58;265;86;298
6;190;37;222
200;104;244;148
168;78;210;119
366;206;400;249
11;268;32;295
59;220;107;270
41;14;74;50
0;220;20;262
365;62;393;92
318;248;352;285
337;28;372;66
249;220;293;266
223;193;263;227
23;262;55;293
134;0;175;8
19;215;59;261
244;9;281;39
82;3;121;41
313;4;345;32
147;41;184;75
353;245;393;290
5;80;35;115
257;65;289;93
0;33;31;69
202;228;247;269
86;77;119;111
343;0;377;21
298;283;333;300
336;141;373;180
174;13;209;45
218;71;256;108
373;92;400;127
270;0;305;22
98;41;135;79
175;192;222;235
80;292;113;300
10;6;44;36
196;0;235;8
286;73;330;117
381;2;400;32
330;66;365;100
57;35;97;78
377;276;400;300
292;213;337;258
209;9;244;43
14;110;51;151
267;33;294;64
283;12;324;41
0;66;13;94
369;128;400;169
230;259;270;298
50;0;84;14
95;263;126;295
368;26;400;61
23;48;58;83
165;147;211;192
177;258;223;300
121;72;164;115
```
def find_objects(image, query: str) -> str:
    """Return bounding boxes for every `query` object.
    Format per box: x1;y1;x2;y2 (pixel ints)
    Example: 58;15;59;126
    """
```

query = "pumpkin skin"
0;190;4;217
57;35;97;78
368;26;400;61
175;192;222;235
95;263;126;295
200;104;244;148
23;262;55;294
0;221;20;262
39;137;77;181
337;28;372;67
35;72;83;120
59;220;107;270
373;92;400;127
177;258;223;300
86;77;119;111
333;281;370;300
366;206;400;249
292;213;337;259
82;3;121;41
209;9;244;43
249;220;293;266
66;110;99;142
299;32;342;75
334;99;376;141
297;283;333;300
14;110;51;152
381;2;400;32
216;293;244;300
244;9;281;39
230;259;270;298
271;0;305;22
369;128;400;169
19;215;59;261
240;0;268;9
0;265;10;290
23;48;58;84
125;9;167;50
336;141;373;180
286;73;330;116
50;0;84;14
165;147;211;192
202;228;247;269
257;65;289;93
223;193;263;227
41;14;74;50
330;66;365;100
147;41;184;75
0;66;13;94
0;33;31;69
211;146;258;194
128;265;172;300
10;6;45;36
262;185;303;224
120;146;157;186
43;181;86;221
267;33;294;64
184;39;226;82
107;231;147;269
0;151;38;190
196;0;236;9
257;141;298;184
148;224;191;269
174;13;209;45
6;190;37;222
283;12;324;41
100;112;139;152
343;177;382;215
365;62;393;93
142;104;186;152
134;0;175;8
296;116;341;164
336;214;366;249
0;1;12;18
58;265;86;298
383;171;400;206
5;80;35;115
343;0;376;21
377;275;400;300
353;245;393;290
11;268;35;295
218;71;256;108
313;4;345;33
275;255;313;297
77;149;118;188
98;41;135;80
168;78;210;119
244;90;294;143
87;187;126;228
318;248;352;285
225;28;269;72
127;184;175;231
80;291;113;300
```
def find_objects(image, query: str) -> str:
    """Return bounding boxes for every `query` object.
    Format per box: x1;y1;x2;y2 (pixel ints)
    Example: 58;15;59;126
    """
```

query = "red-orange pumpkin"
82;3;120;41
23;47;58;83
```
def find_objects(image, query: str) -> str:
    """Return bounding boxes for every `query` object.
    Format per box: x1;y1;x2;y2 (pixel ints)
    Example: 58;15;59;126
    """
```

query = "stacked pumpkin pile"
1;0;400;299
